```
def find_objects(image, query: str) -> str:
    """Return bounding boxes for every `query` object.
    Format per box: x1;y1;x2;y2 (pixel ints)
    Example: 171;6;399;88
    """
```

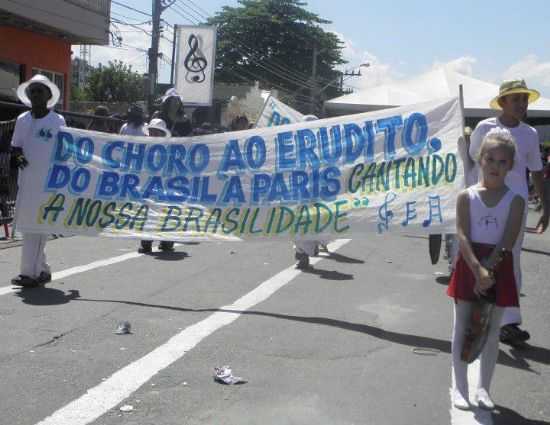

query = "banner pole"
254;94;272;128
459;84;466;134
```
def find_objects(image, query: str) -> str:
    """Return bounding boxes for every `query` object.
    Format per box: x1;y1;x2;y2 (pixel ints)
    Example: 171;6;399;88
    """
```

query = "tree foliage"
207;0;346;110
85;60;144;102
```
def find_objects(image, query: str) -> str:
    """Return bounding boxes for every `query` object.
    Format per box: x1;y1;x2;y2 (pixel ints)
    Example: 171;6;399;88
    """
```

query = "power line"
174;0;205;23
111;18;152;36
180;0;211;18
111;0;151;17
111;10;151;25
170;2;200;24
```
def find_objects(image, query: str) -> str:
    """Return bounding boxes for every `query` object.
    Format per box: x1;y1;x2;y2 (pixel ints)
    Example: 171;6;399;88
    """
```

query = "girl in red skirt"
448;128;525;411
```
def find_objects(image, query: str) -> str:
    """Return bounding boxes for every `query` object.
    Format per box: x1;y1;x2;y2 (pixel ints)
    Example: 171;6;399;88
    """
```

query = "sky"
86;0;550;98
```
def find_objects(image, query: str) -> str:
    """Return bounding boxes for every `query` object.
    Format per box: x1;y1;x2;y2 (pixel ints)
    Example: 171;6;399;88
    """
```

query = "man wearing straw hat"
469;79;548;347
10;74;66;287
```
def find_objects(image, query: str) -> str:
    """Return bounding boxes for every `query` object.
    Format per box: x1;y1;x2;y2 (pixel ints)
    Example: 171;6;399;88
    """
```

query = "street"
1;212;549;425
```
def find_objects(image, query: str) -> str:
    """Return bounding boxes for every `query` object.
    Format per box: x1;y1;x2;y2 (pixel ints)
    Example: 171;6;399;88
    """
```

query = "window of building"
0;60;23;101
32;68;64;106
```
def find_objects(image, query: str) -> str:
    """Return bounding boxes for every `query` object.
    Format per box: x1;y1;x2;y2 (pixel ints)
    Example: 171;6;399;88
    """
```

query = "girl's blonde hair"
477;128;516;163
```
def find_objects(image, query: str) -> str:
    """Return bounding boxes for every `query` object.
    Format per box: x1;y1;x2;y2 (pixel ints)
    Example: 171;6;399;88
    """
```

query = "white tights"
451;300;503;397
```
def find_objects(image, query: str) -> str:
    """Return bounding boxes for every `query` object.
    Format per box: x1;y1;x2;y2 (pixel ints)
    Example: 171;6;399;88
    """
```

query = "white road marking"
35;239;351;425
450;360;493;425
0;251;147;297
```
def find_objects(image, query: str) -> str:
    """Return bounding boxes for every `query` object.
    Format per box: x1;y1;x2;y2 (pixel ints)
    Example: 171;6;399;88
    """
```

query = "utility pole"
340;69;363;93
309;45;319;115
148;0;162;114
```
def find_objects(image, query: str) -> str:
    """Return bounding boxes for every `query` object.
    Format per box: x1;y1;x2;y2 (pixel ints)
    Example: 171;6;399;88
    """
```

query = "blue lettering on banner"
423;195;443;227
401;201;417;226
376;115;403;161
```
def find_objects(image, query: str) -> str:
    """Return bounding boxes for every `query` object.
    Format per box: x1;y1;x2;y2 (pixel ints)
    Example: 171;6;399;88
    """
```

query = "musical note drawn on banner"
378;191;397;233
184;34;208;83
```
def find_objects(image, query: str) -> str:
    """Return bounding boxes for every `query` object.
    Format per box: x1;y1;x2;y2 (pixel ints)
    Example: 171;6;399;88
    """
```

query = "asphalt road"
0;212;549;425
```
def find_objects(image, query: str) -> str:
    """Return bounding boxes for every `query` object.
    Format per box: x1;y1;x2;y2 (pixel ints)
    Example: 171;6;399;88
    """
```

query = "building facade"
0;0;111;110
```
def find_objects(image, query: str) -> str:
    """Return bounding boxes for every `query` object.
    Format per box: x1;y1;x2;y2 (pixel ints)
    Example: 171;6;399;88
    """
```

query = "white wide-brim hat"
17;74;61;109
161;87;184;103
147;118;171;137
302;114;318;122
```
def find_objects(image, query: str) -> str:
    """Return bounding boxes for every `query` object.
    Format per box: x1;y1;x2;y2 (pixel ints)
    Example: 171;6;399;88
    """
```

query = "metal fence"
0;120;16;229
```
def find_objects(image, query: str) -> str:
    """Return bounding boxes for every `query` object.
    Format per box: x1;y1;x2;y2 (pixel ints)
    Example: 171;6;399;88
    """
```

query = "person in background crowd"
119;104;147;136
138;118;176;254
87;105;112;133
230;115;250;131
468;79;548;347
157;88;193;137
10;75;66;288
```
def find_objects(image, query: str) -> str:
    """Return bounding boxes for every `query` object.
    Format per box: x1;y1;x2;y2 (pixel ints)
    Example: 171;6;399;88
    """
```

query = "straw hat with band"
16;74;61;109
490;79;540;110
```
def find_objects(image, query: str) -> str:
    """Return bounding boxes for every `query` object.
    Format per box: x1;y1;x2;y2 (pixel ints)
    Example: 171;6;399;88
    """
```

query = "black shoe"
138;241;153;254
295;252;310;270
36;271;52;284
500;324;530;345
318;243;329;254
11;275;39;288
159;241;175;252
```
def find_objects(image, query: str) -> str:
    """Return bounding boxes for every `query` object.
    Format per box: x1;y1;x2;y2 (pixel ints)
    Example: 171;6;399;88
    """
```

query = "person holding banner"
138;118;176;254
449;128;524;410
468;79;548;347
294;114;330;269
10;75;66;287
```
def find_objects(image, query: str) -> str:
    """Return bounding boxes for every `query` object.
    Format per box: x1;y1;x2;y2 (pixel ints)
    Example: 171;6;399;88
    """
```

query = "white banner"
174;25;216;106
15;97;463;241
255;95;304;128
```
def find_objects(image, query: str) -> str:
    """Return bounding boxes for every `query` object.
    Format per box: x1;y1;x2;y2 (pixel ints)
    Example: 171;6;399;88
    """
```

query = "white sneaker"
453;389;470;410
475;388;495;411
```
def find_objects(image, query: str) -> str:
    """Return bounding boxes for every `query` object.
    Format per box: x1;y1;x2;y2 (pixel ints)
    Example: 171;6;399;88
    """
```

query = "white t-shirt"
119;123;147;136
11;110;66;170
11;110;66;222
469;117;542;199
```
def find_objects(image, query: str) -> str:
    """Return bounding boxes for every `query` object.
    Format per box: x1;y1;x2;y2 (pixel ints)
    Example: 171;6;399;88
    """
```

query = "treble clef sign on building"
184;34;208;83
175;26;217;106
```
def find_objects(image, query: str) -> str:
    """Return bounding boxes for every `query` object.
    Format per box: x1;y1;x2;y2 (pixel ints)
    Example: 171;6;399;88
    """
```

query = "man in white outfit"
468;79;549;346
10;74;66;287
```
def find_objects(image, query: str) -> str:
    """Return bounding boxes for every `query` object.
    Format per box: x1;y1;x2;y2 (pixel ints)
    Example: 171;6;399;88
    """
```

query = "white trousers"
451;300;503;397
20;233;50;278
294;240;319;256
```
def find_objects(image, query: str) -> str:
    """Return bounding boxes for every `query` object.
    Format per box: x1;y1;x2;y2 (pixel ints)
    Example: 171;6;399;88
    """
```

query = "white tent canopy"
325;67;550;118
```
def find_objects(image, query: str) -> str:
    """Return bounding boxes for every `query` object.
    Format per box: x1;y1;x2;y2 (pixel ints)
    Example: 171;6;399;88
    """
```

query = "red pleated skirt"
447;243;519;307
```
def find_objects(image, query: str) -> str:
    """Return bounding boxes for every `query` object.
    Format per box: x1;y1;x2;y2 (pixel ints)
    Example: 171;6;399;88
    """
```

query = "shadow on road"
435;276;450;285
493;406;550;424
149;251;190;261
301;267;354;280
14;287;80;305
323;252;365;264
521;247;550;257
59;296;550;372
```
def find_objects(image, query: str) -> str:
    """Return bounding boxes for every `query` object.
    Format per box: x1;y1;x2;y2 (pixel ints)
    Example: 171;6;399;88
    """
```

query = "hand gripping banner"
15;97;463;242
